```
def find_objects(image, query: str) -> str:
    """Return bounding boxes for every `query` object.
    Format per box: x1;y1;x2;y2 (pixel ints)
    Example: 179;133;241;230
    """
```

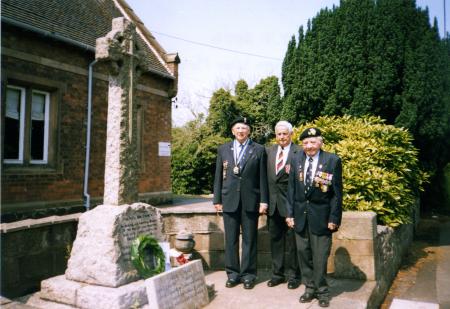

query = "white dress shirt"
304;151;320;185
275;143;291;173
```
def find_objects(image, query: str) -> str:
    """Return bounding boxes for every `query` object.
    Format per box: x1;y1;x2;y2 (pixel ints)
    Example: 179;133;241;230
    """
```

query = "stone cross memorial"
96;16;141;206
26;17;168;309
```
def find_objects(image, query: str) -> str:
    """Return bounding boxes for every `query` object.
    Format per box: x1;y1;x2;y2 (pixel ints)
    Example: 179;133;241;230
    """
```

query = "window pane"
4;88;23;160
30;92;48;161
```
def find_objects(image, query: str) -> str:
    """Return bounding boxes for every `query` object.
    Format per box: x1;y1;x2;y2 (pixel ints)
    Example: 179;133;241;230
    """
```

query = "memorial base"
65;203;164;288
26;275;149;309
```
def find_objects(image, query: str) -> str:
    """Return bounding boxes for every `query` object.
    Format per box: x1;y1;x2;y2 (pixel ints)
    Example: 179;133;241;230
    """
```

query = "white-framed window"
30;90;50;164
3;85;51;165
4;86;26;163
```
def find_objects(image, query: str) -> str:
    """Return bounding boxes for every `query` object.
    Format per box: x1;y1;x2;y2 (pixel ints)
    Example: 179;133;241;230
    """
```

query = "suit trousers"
295;219;332;298
223;201;259;281
268;207;300;280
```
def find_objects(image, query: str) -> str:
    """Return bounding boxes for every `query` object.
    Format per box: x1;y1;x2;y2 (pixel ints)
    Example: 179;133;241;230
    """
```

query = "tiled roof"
1;0;173;79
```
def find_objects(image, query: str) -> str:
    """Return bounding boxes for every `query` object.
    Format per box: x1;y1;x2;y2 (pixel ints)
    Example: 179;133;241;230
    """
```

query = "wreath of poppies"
130;235;165;278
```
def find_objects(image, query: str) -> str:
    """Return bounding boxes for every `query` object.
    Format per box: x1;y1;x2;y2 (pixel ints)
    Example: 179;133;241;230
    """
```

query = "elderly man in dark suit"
213;116;269;290
286;127;343;308
266;121;301;289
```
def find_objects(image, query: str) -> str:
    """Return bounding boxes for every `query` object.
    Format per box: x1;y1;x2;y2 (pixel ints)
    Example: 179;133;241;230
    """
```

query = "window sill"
2;162;63;175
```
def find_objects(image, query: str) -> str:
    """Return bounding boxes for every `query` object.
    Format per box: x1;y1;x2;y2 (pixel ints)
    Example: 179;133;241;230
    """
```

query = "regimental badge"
223;160;228;180
285;164;291;174
233;166;240;175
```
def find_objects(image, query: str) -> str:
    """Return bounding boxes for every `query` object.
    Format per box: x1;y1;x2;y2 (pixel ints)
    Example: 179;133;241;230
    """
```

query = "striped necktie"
276;149;284;174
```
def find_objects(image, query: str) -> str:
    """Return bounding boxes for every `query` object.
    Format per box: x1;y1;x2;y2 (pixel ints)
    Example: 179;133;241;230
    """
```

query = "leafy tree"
206;88;239;138
172;77;282;194
281;0;450;209
171;114;227;194
207;77;282;143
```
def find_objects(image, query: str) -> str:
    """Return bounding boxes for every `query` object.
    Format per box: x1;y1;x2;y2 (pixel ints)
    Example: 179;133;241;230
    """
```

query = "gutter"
1;16;95;52
83;60;97;211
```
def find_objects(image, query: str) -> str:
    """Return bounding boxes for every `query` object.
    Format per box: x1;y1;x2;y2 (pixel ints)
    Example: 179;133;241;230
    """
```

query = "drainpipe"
83;60;97;211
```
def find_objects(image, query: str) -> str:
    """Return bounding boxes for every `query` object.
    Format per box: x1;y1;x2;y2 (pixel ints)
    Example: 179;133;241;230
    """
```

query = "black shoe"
287;279;301;289
267;277;284;287
318;298;330;307
225;278;240;288
243;279;256;289
299;292;315;303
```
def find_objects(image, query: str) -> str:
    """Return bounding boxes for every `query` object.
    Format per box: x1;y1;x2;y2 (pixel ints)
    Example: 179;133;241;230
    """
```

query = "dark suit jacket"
213;140;269;212
266;143;300;217
286;149;343;236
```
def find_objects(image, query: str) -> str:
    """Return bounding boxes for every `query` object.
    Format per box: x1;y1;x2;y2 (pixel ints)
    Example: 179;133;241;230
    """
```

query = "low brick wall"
0;214;80;298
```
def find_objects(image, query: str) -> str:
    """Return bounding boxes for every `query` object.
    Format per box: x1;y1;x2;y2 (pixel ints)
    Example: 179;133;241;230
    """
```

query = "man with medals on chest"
286;127;343;308
213;116;269;290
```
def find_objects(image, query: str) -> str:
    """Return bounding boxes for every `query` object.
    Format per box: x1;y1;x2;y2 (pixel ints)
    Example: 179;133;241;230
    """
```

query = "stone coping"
0;213;81;233
158;195;215;214
0;197;377;234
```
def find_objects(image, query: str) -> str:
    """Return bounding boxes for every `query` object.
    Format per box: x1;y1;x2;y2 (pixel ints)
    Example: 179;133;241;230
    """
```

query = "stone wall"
0;204;414;303
1;25;172;222
328;212;377;281
161;205;272;270
0;214;79;298
367;223;414;308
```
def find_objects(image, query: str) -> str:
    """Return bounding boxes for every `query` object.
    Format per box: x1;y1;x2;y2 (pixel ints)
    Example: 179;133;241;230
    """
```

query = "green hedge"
292;115;428;227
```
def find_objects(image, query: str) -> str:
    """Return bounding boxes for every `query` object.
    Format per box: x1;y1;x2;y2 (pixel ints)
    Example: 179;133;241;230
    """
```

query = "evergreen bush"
292;115;428;227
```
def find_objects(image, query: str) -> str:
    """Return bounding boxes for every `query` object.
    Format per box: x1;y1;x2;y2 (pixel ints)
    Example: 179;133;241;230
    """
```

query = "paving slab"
390;298;439;309
383;216;450;309
204;270;375;309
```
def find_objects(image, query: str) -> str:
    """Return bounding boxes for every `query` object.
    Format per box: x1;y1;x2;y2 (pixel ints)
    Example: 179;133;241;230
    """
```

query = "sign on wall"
158;142;171;157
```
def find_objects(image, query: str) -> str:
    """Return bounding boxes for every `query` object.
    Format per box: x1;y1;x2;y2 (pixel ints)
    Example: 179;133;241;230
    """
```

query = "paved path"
385;216;450;309
204;270;375;309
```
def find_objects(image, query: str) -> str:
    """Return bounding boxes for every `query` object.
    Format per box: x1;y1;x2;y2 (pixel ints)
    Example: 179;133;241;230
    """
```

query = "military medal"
223;160;228;180
298;166;303;182
285;164;291;174
233;139;249;176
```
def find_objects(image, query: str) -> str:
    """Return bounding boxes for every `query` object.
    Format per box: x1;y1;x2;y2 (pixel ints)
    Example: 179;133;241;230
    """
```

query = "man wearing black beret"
286;127;343;307
213;116;269;289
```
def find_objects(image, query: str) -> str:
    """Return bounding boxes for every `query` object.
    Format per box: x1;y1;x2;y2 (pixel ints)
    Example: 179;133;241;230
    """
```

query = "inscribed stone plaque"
66;203;164;287
145;260;209;309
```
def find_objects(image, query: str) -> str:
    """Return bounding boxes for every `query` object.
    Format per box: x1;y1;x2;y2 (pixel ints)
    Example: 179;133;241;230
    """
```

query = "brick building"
1;0;179;222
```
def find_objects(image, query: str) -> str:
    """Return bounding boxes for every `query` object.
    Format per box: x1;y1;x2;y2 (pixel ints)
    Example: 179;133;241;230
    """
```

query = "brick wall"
1;25;173;221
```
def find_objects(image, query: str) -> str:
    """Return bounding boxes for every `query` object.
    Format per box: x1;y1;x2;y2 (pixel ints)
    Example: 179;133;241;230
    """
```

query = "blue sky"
126;0;448;126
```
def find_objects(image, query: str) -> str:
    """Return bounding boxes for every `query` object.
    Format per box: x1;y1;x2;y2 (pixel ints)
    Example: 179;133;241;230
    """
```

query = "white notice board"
158;142;171;156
